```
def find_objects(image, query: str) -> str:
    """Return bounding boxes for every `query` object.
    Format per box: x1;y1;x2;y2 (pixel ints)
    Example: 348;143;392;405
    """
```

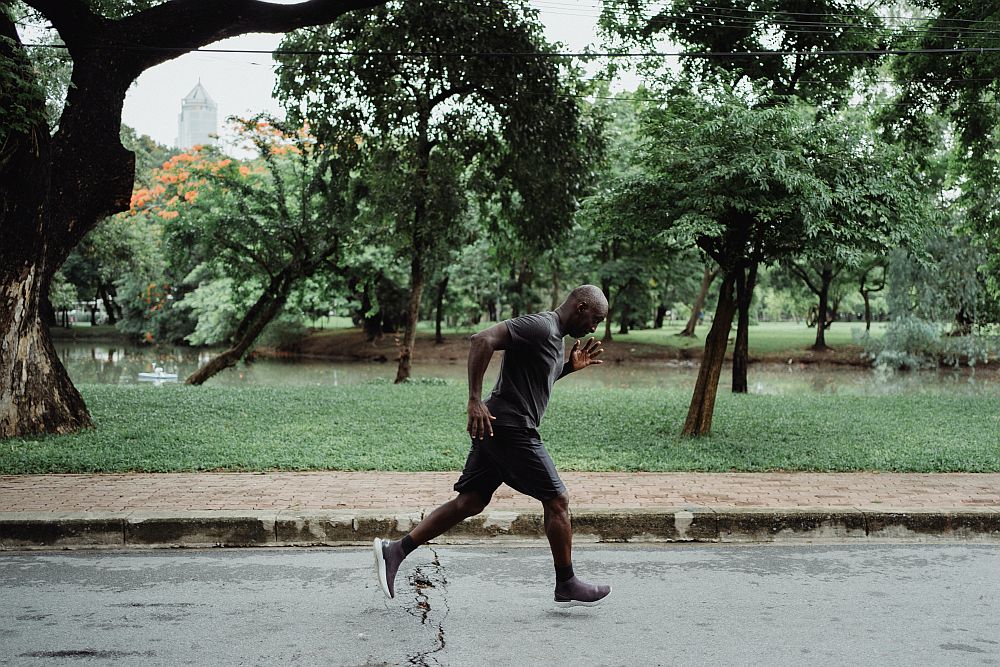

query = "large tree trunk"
812;267;833;351
682;275;737;437
1;266;92;438
731;262;758;394
434;274;449;345
0;20;92;438
679;267;717;337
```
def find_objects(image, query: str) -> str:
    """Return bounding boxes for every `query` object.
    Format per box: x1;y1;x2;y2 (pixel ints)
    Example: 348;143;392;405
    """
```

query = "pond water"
54;341;1000;396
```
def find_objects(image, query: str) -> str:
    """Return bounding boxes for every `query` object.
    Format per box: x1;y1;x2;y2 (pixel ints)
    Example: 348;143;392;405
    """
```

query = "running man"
374;285;612;607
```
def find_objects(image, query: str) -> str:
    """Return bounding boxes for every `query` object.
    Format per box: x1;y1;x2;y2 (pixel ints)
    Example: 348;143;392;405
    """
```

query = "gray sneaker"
373;538;404;599
554;576;612;608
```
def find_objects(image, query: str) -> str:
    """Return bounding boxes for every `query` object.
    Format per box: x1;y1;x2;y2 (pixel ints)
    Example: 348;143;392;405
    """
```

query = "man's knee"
543;492;570;517
455;491;488;518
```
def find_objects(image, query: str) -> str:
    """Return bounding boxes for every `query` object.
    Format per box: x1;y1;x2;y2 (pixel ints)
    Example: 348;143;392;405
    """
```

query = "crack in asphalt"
404;547;449;667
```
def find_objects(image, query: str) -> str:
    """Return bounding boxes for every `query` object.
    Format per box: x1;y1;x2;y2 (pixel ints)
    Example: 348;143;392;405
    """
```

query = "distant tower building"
175;80;217;148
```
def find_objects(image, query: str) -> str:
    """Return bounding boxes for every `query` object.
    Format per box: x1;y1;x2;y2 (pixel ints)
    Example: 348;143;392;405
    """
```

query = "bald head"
556;284;609;337
567;285;609;313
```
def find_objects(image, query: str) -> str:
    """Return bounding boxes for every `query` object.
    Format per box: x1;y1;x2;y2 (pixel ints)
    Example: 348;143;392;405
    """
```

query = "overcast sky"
96;1;639;152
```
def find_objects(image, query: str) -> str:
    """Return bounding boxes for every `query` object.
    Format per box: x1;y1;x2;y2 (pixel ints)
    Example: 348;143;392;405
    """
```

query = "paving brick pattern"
2;472;999;512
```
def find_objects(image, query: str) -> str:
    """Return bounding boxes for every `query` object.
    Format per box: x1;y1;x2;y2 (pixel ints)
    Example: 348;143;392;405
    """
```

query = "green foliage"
599;0;886;108
887;2;1000;301
603;94;929;287
175;276;240;346
274;0;586;251
0;9;47;149
47;270;78;311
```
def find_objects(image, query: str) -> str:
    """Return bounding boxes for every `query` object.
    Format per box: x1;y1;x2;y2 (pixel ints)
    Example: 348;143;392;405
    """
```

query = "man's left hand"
569;337;604;372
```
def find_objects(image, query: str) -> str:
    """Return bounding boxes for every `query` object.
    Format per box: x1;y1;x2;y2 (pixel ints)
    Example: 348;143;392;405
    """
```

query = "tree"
857;259;886;331
887;2;1000;302
599;0;886;108
137;116;362;385
1;0;386;438
274;0;585;383
599;0;893;387
678;264;718;337
610;94;927;435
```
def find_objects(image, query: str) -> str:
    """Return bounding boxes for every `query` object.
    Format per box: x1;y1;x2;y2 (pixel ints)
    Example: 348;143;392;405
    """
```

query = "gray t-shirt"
485;311;566;429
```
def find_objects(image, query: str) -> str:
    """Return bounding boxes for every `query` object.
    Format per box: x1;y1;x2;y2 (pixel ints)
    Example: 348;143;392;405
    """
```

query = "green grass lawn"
3;380;996;474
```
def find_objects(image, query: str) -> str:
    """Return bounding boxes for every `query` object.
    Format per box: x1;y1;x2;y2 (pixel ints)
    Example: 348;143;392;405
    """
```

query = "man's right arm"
467;321;511;439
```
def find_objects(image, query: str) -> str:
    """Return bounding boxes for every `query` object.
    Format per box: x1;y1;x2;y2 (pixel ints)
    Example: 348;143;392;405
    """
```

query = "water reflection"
55;342;999;395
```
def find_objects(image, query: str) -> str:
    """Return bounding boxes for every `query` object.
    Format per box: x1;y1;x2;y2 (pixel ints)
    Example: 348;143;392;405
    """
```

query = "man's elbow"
469;332;490;349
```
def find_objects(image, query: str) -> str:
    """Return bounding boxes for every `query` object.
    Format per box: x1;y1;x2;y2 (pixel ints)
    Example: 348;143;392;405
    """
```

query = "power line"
560;0;1000;28
20;42;1000;58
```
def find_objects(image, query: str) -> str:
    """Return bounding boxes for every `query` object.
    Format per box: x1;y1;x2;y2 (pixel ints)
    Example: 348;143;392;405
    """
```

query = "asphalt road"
1;543;998;666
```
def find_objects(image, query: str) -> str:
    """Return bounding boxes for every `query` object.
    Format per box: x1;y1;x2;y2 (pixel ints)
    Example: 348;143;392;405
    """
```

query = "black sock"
400;534;417;556
555;564;575;583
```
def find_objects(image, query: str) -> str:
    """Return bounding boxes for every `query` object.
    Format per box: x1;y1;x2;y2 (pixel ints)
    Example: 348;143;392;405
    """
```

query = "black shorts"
453;424;567;503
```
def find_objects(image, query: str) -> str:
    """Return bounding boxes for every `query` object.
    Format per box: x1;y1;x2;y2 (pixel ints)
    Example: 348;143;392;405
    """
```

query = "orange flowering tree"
129;114;363;384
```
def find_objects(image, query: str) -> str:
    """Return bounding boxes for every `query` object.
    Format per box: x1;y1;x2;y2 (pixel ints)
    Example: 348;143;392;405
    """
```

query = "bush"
863;315;940;370
862;315;996;369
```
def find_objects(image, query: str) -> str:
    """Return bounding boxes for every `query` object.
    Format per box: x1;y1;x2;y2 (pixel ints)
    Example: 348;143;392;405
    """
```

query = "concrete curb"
2;507;1000;550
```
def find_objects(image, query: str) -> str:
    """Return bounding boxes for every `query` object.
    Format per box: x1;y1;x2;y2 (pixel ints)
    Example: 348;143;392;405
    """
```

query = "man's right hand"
467;398;496;440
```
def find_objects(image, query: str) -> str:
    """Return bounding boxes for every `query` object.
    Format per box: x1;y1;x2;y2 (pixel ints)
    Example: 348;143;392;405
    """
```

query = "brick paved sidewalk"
3;472;999;512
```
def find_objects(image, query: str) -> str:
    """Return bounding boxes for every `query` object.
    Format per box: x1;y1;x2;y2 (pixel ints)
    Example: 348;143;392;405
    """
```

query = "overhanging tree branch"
20;0;105;47
114;0;386;72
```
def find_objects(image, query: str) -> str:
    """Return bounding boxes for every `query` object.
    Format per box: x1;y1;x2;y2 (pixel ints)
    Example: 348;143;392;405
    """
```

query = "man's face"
570;302;607;338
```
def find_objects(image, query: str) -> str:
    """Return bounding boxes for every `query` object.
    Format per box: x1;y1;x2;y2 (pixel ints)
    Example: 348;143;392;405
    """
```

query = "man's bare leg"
542;492;612;607
374;491;488;598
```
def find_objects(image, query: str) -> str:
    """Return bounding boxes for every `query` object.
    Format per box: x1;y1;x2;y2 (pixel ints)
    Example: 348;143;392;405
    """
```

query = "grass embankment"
3;380;997;474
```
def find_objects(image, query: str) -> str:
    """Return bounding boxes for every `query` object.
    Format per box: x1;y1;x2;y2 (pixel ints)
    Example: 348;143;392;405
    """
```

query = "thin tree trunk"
813;268;832;351
396;108;431;384
682;275;737;437
395;253;424;383
654;303;667;329
434;274;449;345
619;297;631;335
732;262;758;394
99;284;117;325
679;267;717;337
186;279;292;385
602;282;613;341
863;292;872;331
